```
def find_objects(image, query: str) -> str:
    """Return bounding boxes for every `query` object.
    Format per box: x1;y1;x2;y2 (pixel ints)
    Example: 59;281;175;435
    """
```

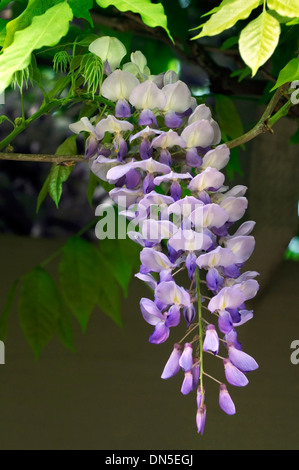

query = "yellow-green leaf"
239;11;281;77
0;2;73;94
192;0;261;39
95;0;174;43
267;0;299;18
271;58;299;91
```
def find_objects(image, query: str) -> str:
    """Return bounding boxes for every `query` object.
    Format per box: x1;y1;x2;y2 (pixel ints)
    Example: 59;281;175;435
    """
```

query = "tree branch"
226;85;292;149
0;153;84;163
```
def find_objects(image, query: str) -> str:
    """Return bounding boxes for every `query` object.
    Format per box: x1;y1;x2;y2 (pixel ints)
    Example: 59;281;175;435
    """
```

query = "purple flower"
219;384;236;415
188;167;225;194
208;286;246;313
140;248;176;273
196;405;207;435
155;281;191;307
149;322;170;344
161;343;182;379
183;304;196;327
218;310;233;334
179;342;193;372
228;343;259;372
223;359;249;387
181;370;193;395
203;324;219;355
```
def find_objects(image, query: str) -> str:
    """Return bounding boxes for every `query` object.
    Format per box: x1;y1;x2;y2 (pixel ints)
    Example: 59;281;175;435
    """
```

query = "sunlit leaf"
267;0;299;18
95;0;174;43
239;11;281;77
192;0;261;39
271;58;299;91
0;2;73;94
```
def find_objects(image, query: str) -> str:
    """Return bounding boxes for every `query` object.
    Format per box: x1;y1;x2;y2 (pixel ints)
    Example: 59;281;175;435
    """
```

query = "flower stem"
196;267;204;406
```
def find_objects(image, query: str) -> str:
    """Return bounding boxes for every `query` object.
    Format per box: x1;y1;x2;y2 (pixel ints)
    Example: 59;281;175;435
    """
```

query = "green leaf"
239;11;281;77
226;146;244;180
267;0;299;18
48;164;74;208
230;66;251;82
69;0;94;26
286;18;299;25
0;18;7;47
36;136;76;211
215;95;244;140
4;0;61;48
18;267;62;358
96;253;122;326
0;2;73;94
56;305;74;352
221;35;239;50
271;58;299;91
59;237;101;331
290;124;299;144
0;280;19;341
95;0;174;43
100;235;140;298
192;0;261;39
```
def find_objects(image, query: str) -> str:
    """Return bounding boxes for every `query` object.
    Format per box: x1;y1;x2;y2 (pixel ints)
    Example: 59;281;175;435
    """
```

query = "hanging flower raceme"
69;38;259;436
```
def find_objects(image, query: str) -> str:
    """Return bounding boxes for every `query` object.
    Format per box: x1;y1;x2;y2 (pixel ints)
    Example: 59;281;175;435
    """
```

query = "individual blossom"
101;69;140;117
219;384;236;415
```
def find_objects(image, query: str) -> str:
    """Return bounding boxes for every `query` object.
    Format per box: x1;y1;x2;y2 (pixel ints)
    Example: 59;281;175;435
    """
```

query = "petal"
188;104;212;124
219;384;236;415
140;298;165;325
101;69;140;101
109;187;143;207
219;197;248;223
152;130;186;149
161;343;182;379
188;167;225;193
181;371;194;395
168;229;213;252
89;36;127;71
196;246;237;269
129;80;167;110
155;281;191;307
203;324;219;354
149;322;170;344
202;145;230;170
226;235;255;263
163;80;192;113
208;286;246;312
95;115;134;138
90;156;119;182
140;247;176;273
218;310;233;334
181;120;215;148
165;305;181;327
228;344;259;372
179;342;193;372
223;359;249;387
69;116;96;136
196;405;207;435
135;272;157;290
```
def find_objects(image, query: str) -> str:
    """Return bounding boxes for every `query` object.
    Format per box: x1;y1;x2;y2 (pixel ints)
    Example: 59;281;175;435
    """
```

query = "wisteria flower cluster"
70;37;259;435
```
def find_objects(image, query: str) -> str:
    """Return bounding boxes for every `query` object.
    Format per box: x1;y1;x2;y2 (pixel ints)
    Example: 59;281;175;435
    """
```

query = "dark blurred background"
0;0;299;450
